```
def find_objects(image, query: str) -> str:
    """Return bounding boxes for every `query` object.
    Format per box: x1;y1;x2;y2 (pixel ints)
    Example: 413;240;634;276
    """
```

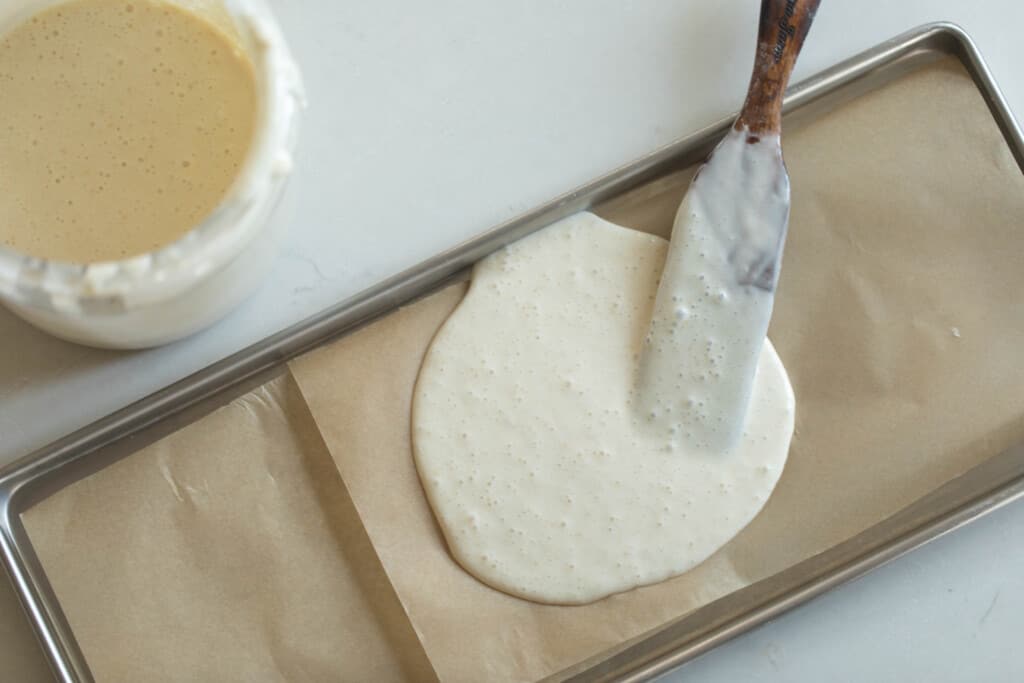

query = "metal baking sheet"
1;22;1022;683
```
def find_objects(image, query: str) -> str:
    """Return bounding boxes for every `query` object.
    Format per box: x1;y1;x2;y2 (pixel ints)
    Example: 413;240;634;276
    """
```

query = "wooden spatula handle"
736;0;821;135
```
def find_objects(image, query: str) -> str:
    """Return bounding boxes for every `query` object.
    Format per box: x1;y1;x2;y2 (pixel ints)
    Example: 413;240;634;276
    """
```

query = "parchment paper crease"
23;374;435;682
12;58;1024;682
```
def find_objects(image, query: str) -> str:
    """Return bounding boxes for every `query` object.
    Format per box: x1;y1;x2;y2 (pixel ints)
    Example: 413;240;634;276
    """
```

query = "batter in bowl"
412;213;794;605
0;0;257;263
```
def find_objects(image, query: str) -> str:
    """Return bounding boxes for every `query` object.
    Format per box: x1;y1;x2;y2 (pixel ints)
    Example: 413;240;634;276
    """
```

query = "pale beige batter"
0;0;257;263
413;213;794;604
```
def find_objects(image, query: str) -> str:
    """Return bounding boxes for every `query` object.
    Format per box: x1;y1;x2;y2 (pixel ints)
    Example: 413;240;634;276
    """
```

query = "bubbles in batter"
413;213;795;605
0;0;257;263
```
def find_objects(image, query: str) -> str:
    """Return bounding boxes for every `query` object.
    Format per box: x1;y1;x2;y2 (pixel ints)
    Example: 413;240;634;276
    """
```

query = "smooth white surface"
1;1;1022;680
413;213;794;604
657;500;1024;683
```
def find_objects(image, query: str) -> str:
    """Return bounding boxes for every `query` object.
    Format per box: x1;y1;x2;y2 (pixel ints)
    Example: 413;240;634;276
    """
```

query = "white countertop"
2;1;1022;680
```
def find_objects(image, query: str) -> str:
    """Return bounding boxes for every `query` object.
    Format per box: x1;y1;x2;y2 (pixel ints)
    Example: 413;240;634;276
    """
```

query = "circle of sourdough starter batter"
412;212;795;605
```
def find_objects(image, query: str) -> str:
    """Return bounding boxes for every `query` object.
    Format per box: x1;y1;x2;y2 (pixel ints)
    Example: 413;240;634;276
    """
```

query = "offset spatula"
638;0;821;452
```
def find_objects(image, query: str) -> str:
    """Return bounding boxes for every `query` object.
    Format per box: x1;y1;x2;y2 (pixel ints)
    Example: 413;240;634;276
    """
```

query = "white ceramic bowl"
0;0;305;349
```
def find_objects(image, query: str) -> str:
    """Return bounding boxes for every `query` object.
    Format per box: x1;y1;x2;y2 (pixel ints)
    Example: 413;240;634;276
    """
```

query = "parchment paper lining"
287;59;1024;682
23;374;435;682
15;57;1024;682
